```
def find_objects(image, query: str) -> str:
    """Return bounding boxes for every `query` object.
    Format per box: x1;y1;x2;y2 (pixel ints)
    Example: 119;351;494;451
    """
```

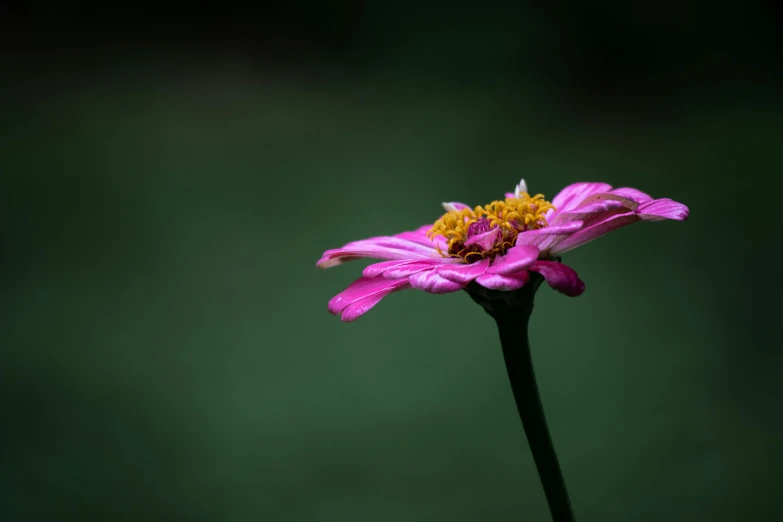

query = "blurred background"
1;2;781;521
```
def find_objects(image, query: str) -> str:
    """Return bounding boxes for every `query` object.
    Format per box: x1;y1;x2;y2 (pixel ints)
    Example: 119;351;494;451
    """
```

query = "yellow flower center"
427;193;555;262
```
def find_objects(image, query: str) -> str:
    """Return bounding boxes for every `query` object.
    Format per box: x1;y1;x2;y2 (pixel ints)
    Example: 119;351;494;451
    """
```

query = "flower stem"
494;311;575;522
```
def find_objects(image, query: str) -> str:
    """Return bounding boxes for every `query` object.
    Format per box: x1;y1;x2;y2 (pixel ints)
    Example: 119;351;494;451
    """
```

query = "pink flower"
318;180;689;321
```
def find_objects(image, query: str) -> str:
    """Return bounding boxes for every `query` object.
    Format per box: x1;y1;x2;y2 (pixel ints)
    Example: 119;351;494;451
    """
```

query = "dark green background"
1;4;781;521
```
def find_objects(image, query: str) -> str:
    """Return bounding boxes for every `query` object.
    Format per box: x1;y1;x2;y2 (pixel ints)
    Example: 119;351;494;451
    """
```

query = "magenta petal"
515;221;584;254
529;261;584;297
542;199;632;251
571;194;639;212
637;198;690;221
346;236;439;254
486;244;539;275
463;227;500;251
394;225;447;250
551;182;613;214
363;260;420;278
409;269;467;294
317;246;424;269
318;249;407;269
317;234;441;268
550;199;631;227
363;258;457;278
611;187;653;204
435;257;490;283
339;280;411;322
549;196;688;255
549;212;640;255
328;276;410;315
476;270;530;291
382;259;459;278
516;221;585;241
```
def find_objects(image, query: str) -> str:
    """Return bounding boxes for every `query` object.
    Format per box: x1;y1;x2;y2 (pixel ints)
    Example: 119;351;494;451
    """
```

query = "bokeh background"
1;3;781;521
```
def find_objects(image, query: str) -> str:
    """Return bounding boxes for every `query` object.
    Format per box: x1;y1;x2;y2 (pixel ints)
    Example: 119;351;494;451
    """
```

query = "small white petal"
516;178;528;197
442;202;460;212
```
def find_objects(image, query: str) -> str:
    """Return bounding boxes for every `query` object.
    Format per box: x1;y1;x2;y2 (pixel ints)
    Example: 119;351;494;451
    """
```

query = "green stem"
494;311;575;522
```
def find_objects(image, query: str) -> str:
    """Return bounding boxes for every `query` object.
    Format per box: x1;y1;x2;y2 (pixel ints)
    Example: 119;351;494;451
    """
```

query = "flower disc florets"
428;193;555;262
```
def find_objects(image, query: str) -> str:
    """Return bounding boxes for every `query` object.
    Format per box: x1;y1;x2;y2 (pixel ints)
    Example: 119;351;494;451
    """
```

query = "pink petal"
540;199;632;252
463;227;500;251
394;225;447;250
551;182;613;215
317;235;439;268
382;259;460;279
476;270;530;291
486;244;539;275
362;258;457;278
549;212;640;255
516;221;585;240
339;280;412;322
610;187;653;204
529;261;584;297
328;276;410;315
363;259;420;278
637;199;690;221
346;236;439;254
549;195;689;255
317;247;424;269
409;269;467;294
515;221;585;253
572;194;639;212
550;199;631;226
435;257;490;282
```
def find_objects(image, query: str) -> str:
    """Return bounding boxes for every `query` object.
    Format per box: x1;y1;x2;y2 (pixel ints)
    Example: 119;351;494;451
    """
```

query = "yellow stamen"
428;193;555;261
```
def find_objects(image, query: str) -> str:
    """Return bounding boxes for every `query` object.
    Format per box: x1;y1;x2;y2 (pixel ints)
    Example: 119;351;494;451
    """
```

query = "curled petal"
550;199;630;226
317;235;439;268
517;221;584;240
637;199;690;221
549;212;639;255
344;236;438;254
529;261;584;297
328;277;411;317
409;269;467;294
573;194;639;212
394;225;447;250
516;221;584;253
486;244;539;275
435;257;490;283
549;195;689;255
340;281;412;322
541;199;631;252
463;227;501;251
363;259;420;278
610;187;653;204
362;258;457;278
551;182;614;215
476;270;530;291
382;259;460;279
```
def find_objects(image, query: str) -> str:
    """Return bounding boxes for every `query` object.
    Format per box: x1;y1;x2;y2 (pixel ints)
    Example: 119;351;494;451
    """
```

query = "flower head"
317;180;688;321
429;192;554;262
